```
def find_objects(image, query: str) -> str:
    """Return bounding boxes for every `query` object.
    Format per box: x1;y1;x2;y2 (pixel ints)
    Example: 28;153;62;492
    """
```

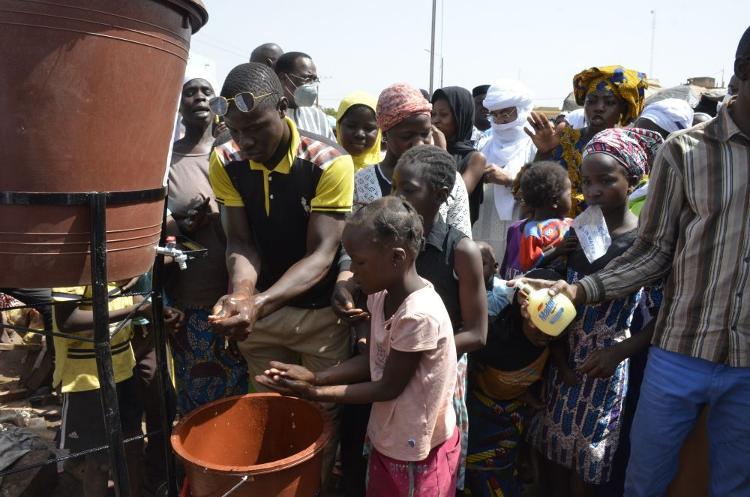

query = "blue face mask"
293;82;319;107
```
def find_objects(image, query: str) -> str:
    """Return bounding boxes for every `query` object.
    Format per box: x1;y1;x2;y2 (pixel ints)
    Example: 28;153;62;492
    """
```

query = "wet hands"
255;362;317;398
208;291;263;341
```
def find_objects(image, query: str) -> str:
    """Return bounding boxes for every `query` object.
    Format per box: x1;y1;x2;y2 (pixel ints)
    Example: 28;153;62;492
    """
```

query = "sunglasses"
489;108;518;121
208;91;276;116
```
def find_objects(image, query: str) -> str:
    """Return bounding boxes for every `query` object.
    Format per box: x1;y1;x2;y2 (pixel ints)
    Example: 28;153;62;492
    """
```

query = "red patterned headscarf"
583;128;664;178
376;83;432;133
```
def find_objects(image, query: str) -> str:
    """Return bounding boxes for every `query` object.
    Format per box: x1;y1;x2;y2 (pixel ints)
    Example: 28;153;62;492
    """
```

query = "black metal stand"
0;187;176;497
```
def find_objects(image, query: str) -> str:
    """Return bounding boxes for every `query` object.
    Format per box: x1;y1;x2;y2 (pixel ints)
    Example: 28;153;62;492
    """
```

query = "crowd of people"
2;24;749;497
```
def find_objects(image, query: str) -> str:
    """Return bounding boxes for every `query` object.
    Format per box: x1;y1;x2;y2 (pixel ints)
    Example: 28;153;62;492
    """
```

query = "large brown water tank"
0;0;207;287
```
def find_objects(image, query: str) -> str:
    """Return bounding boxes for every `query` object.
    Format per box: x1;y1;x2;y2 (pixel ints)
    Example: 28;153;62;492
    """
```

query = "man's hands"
208;291;265;341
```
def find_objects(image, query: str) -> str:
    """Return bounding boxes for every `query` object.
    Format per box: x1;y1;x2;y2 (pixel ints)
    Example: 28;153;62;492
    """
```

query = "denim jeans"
625;346;750;497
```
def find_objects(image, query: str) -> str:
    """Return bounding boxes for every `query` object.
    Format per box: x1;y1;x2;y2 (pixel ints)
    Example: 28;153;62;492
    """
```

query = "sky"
189;0;749;110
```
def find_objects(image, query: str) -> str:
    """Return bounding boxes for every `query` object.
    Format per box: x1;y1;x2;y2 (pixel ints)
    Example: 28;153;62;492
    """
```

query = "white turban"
483;78;534;118
639;98;694;134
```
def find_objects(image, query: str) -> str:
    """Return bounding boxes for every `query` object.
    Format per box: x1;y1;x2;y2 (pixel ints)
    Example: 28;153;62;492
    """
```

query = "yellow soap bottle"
515;282;576;336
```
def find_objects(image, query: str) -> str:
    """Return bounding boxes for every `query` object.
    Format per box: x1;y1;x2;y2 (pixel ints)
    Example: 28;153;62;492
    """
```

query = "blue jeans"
625;346;750;497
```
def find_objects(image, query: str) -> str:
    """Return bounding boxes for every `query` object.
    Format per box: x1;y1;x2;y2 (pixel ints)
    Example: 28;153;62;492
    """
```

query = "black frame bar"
0;187;176;497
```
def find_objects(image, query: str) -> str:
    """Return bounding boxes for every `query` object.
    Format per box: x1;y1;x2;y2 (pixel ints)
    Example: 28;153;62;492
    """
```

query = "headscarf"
583;127;664;178
335;91;382;170
376;83;432;133
432;86;475;157
639;98;694;134
480;79;536;221
573;65;648;126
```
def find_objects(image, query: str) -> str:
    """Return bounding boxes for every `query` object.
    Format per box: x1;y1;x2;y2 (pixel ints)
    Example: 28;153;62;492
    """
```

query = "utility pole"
649;10;656;77
429;0;437;94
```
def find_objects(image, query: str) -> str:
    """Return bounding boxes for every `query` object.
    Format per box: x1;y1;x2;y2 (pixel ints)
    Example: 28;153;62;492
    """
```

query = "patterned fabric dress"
528;229;642;485
170;307;248;413
552;126;588;216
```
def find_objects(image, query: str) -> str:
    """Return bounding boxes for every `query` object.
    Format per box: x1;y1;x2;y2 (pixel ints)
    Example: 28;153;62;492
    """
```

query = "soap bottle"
515;282;576;336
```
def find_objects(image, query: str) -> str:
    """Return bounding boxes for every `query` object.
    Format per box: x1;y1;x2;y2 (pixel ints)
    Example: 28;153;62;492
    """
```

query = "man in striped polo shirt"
530;27;750;496
208;62;353;481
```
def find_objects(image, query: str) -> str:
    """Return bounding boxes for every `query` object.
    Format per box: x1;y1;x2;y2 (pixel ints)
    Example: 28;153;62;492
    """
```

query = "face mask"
491;118;524;135
293;82;319;107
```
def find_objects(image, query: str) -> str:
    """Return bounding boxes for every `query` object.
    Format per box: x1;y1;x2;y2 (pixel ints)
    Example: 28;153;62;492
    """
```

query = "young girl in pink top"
258;196;460;497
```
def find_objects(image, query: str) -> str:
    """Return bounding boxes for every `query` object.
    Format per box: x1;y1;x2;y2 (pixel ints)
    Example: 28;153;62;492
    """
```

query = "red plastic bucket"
171;393;332;497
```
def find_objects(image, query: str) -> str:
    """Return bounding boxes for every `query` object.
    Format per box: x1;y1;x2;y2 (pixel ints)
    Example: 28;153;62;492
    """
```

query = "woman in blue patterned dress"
526;128;663;494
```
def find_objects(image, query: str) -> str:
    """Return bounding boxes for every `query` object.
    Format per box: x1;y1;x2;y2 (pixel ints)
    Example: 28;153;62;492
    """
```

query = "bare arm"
461;151;486;195
255;212;345;317
260;350;423;404
453;239;489;355
221;206;261;296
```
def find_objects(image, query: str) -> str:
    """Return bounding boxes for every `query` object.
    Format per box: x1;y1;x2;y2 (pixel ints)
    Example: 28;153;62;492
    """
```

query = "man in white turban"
473;79;537;260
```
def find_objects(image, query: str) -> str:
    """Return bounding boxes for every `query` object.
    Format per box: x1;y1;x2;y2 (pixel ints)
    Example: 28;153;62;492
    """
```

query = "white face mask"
293;82;319;107
491;117;524;136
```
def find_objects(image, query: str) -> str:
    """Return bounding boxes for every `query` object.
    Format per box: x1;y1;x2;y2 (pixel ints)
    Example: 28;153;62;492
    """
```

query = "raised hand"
524;111;563;154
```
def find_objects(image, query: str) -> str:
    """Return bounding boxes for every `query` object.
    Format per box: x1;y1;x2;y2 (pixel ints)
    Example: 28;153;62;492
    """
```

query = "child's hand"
331;279;370;323
578;348;624;378
542;234;579;265
164;307;184;334
264;361;317;385
255;371;316;399
519;390;545;410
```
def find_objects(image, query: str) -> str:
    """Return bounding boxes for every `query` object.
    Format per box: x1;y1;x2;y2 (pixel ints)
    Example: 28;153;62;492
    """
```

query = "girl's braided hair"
396;145;456;193
347;196;424;257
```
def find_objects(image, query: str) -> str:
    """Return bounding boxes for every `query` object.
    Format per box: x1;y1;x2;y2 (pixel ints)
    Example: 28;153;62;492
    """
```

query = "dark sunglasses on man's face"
208;91;276;116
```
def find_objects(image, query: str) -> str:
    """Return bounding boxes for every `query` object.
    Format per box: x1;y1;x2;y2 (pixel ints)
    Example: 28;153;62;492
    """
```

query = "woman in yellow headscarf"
336;91;382;171
525;65;648;214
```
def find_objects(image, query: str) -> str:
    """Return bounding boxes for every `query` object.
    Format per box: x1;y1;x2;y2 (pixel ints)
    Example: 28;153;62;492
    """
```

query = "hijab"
336;91;382;170
431;86;475;157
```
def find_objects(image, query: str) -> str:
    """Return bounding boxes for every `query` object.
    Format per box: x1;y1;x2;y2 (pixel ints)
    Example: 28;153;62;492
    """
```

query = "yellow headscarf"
573;65;648;126
336;91;382;171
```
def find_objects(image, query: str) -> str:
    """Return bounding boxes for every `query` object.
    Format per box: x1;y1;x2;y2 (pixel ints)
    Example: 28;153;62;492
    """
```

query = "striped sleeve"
208;149;244;207
311;155;354;213
579;139;684;303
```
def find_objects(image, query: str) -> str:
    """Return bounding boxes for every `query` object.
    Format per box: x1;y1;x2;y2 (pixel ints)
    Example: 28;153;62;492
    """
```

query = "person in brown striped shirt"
517;26;750;496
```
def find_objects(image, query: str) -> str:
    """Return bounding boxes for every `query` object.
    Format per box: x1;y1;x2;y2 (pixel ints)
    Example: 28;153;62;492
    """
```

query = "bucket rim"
161;0;208;33
170;392;332;475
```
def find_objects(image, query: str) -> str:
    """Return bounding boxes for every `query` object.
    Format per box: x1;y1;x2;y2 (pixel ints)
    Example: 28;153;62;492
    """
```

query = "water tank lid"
164;0;208;33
